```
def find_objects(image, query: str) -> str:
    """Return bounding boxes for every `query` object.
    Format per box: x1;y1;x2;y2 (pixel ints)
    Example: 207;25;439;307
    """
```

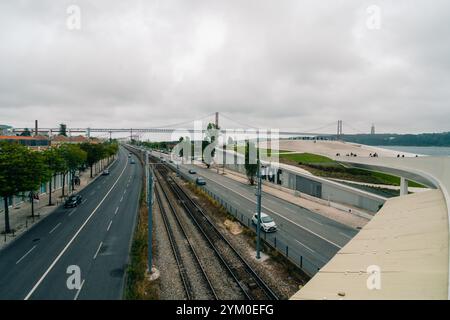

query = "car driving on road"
252;212;277;233
195;177;206;185
188;169;197;174
64;195;83;208
102;169;110;175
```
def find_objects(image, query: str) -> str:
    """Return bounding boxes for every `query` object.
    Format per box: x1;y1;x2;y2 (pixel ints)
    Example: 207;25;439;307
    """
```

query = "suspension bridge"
11;112;371;140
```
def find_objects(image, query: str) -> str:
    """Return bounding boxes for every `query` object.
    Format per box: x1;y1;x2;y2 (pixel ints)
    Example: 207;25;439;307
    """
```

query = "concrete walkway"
292;189;449;300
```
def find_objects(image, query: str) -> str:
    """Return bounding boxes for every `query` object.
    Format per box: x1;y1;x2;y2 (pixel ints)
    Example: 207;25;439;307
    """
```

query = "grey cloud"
0;0;449;134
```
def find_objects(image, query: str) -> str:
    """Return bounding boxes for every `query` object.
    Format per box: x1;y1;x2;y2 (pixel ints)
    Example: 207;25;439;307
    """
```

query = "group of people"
335;152;358;157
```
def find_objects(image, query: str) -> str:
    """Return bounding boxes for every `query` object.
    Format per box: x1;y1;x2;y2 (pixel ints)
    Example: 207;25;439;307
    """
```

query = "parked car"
252;212;277;233
188;169;197;174
64;195;82;208
130;159;136;164
102;169;110;176
128;153;132;158
195;177;206;186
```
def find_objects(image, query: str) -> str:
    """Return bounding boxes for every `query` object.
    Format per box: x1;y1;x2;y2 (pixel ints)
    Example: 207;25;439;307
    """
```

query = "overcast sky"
1;0;449;134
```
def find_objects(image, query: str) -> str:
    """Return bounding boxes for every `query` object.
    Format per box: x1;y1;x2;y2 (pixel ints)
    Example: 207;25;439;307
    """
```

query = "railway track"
154;170;218;300
154;160;279;300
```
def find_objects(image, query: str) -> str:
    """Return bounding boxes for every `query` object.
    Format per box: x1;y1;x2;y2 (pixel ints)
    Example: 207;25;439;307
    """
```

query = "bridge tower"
215;112;219;128
337;120;343;140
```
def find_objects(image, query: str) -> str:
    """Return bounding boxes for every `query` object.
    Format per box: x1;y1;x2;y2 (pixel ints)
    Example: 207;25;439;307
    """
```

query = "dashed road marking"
339;232;352;239
93;242;103;260
306;217;323;226
73;279;85;300
16;245;37;264
107;220;113;232
24;156;129;300
295;239;315;253
49;222;62;234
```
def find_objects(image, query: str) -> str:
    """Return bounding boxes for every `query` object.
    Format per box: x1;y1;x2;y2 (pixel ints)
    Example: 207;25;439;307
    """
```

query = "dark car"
195;177;206;186
188;169;197;174
64;195;82;208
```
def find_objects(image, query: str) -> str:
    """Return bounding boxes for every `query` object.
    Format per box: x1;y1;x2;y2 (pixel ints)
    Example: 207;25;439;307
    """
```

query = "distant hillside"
339;132;450;147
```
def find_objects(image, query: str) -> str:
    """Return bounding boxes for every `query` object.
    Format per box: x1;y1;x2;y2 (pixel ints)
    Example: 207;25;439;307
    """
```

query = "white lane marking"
295;240;315;253
339;232;352;239
89;191;95;196
114;207;119;215
284;206;297;213
306;217;323;226
120;196;123;202
107;220;113;232
16;245;37;264
82;199;87;204
49;222;62;234
73;279;85;300
24;155;129;300
93;242;103;260
68;209;77;217
123;190;127;195
202;177;342;249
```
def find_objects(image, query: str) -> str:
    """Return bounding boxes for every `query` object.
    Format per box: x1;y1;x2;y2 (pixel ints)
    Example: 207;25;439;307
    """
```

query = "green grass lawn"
279;152;336;165
280;153;424;187
233;146;425;188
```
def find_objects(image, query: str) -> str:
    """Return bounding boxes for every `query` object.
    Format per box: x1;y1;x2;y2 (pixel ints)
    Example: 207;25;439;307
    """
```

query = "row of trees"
0;141;118;234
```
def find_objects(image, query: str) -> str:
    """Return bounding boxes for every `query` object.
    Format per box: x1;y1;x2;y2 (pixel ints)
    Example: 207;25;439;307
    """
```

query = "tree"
244;140;258;185
60;144;87;195
20;128;32;137
59;123;68;137
0;142;48;232
43;148;67;206
80;143;109;178
25;152;50;218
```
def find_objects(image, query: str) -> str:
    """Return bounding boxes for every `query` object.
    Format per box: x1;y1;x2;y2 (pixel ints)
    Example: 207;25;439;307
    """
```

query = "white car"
252;212;277;233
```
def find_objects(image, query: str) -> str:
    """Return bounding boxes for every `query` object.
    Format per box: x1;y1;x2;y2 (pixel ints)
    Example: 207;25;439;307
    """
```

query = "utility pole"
146;151;154;272
256;158;262;260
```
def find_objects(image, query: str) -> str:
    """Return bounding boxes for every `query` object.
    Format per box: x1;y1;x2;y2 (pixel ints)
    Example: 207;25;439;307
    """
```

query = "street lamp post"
256;159;262;260
145;151;154;272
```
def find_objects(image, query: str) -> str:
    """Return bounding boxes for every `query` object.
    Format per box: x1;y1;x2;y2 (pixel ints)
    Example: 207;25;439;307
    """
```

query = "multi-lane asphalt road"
151;150;358;274
0;147;142;300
